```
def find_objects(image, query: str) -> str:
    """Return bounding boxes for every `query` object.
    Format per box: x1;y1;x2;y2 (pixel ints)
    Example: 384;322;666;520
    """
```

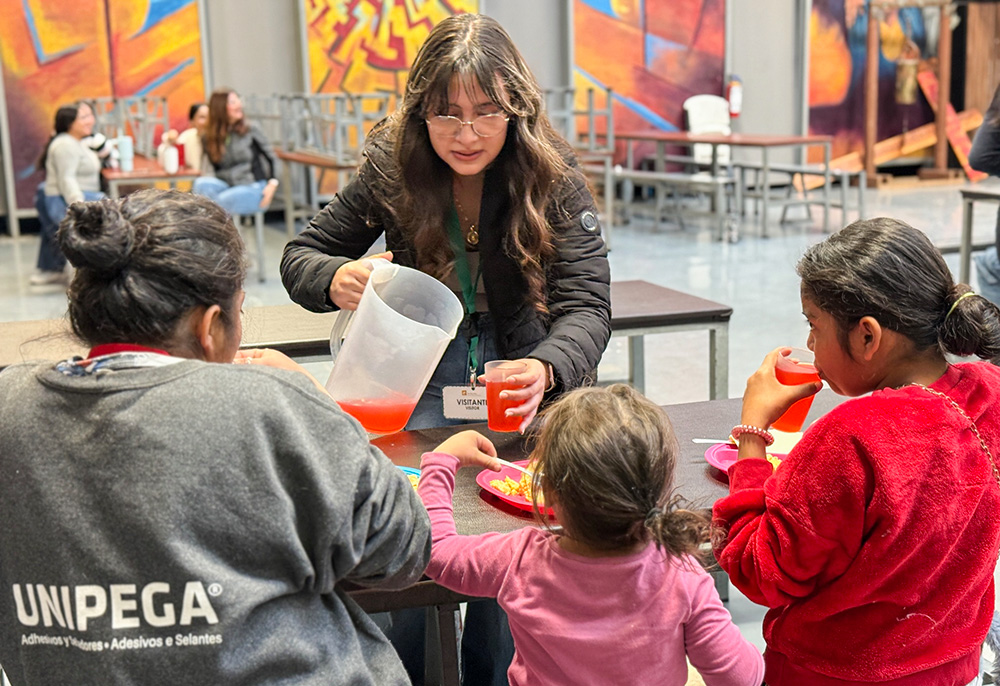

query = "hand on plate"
433;430;500;470
328;251;393;310
233;348;329;396
741;347;822;429
477;358;548;433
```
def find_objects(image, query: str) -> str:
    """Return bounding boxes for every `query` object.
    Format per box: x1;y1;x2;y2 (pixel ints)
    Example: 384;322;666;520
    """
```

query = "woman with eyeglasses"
280;13;611;436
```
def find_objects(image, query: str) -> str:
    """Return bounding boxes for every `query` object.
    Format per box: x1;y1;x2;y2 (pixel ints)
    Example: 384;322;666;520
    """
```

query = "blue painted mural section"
135;57;195;95
135;0;195;37
22;0;86;65
575;67;678;131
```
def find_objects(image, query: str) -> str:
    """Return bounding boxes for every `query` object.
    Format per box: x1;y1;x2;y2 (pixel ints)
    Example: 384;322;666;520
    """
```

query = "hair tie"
645;506;662;526
946;291;976;320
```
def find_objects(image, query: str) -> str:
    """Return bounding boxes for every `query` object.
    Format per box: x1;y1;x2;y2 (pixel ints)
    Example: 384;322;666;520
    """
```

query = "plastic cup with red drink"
484;360;527;432
772;347;821;432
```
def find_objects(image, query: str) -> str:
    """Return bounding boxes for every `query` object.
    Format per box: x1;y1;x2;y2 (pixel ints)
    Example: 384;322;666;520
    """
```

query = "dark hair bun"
58;198;136;278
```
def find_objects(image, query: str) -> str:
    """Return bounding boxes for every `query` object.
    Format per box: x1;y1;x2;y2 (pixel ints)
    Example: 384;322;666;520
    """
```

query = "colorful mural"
0;0;205;210
808;0;935;162
302;0;477;193
304;0;478;101
573;0;726;161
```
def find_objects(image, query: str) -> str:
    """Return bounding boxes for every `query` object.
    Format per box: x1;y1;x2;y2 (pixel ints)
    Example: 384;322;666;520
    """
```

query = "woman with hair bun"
713;217;1000;686
0;189;430;686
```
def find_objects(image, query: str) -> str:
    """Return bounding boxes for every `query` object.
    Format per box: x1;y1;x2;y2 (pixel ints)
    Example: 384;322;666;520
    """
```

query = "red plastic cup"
772;347;820;432
485;360;527;432
176;144;186;169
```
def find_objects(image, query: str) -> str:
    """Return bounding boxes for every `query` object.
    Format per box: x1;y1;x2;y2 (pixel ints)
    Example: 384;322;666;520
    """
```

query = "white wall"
203;0;304;96
726;0;809;163
483;0;572;89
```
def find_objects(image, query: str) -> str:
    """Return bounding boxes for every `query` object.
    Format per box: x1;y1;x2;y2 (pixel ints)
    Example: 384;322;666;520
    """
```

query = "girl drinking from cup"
713;217;1000;686
418;384;764;686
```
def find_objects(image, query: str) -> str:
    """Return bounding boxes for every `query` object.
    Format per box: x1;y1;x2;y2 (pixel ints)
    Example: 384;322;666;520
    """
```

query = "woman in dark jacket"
281;13;611;434
970;82;1000;305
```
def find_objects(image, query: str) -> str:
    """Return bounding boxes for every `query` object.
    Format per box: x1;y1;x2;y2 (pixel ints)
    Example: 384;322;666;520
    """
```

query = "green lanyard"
446;206;483;386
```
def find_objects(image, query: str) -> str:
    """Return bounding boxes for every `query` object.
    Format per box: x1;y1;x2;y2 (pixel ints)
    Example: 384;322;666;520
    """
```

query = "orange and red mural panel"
304;0;478;102
808;0;935;162
573;0;726;162
1;0;205;209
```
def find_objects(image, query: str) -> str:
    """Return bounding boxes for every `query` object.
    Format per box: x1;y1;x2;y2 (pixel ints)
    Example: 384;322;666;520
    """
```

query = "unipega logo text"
12;582;219;632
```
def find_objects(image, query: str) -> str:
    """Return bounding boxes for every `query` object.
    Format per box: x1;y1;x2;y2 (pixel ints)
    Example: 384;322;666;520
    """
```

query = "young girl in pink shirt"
418;384;764;686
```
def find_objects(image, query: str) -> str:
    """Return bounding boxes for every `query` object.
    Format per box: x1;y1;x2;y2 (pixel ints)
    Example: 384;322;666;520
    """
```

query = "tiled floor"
3;176;999;653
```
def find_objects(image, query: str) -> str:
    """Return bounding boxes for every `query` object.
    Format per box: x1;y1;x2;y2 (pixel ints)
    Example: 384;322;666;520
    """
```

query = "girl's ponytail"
938;285;1000;361
645;493;710;563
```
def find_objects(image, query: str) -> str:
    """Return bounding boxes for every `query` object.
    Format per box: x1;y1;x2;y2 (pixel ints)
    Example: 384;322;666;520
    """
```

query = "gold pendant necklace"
453;195;479;248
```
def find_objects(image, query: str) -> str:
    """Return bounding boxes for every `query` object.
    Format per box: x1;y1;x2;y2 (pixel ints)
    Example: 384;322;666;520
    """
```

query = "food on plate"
407;473;419;489
489;468;544;505
766;454;782;470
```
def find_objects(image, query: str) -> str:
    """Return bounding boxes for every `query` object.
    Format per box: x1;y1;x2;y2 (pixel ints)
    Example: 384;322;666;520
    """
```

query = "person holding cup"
712;218;1000;686
280;14;611;436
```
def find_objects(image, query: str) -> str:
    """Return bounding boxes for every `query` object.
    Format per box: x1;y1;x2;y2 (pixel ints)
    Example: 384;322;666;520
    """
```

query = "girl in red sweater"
713;217;1000;686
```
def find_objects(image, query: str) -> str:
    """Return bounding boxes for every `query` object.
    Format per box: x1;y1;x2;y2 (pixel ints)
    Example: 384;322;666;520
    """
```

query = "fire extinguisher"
726;75;743;118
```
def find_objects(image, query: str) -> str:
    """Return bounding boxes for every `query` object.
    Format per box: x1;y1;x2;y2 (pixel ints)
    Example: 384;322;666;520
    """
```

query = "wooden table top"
101;155;200;182
273;147;358;170
0;281;731;370
615;130;833;147
960;187;1000;202
373;391;843;536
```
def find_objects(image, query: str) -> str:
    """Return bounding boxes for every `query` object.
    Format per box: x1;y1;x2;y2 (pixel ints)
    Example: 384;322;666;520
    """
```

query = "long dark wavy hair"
204;88;248;166
374;13;575;312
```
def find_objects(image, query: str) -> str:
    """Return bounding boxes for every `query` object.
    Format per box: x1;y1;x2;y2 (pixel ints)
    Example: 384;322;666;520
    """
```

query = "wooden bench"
0;281;732;399
612;166;738;240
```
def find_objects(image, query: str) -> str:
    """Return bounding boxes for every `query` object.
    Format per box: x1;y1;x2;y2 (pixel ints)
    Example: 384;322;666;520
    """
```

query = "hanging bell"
895;39;921;106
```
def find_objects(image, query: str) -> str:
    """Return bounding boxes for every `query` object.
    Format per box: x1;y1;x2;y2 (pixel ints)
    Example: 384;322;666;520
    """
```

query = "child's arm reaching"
418;431;532;597
682;562;764;686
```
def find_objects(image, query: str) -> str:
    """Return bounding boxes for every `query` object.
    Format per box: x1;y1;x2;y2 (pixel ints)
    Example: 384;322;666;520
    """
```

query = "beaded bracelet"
731;424;775;446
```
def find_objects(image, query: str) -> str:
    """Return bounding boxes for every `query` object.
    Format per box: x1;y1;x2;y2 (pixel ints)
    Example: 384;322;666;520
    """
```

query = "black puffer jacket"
280;132;611;394
969;115;1000;250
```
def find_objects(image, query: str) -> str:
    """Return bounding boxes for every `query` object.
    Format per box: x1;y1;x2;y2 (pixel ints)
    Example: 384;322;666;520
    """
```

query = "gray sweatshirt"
0;357;430;685
203;123;277;187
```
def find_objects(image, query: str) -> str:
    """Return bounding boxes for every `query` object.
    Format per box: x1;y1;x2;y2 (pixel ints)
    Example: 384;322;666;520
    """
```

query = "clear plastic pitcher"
326;259;464;433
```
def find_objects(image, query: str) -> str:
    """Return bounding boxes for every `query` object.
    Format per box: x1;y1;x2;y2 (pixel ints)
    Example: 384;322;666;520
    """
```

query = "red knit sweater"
713;363;1000;685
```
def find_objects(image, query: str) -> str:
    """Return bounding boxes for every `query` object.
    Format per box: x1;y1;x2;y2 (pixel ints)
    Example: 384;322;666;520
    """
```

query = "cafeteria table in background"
101;155;200;199
360;390;842;686
615;129;834;237
0;281;732;401
958;187;1000;284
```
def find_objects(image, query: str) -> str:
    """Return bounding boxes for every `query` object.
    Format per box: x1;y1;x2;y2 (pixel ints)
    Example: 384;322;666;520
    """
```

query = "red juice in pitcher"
772;351;820;432
337;392;417;434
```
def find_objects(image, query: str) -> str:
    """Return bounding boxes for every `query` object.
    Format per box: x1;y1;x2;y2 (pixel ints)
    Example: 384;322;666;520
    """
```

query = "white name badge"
442;385;488;420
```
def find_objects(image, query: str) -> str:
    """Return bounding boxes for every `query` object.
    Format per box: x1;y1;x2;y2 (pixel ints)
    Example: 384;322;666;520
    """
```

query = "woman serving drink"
281;13;611;436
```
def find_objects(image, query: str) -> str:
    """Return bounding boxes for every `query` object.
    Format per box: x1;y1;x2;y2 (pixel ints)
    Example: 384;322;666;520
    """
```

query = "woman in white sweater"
31;102;104;286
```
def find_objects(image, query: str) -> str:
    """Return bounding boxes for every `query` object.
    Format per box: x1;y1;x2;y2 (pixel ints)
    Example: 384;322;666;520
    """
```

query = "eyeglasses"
425;113;509;138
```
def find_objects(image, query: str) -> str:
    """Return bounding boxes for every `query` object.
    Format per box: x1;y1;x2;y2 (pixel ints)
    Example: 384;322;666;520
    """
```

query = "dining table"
615;129;834;236
353;390;844;686
101;154;201;199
